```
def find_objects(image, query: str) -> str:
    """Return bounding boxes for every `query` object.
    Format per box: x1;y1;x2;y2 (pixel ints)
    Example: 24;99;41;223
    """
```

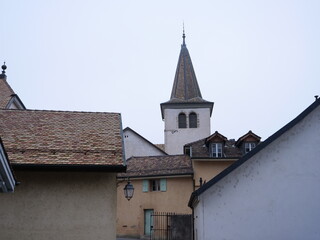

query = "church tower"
160;32;214;154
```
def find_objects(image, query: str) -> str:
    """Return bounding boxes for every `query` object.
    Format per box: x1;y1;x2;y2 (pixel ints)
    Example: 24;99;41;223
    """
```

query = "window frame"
178;113;187;128
150;179;161;192
210;143;223;158
189;112;197;128
184;146;192;157
244;142;256;153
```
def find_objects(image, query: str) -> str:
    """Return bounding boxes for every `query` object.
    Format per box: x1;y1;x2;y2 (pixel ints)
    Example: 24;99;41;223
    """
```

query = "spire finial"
2;62;7;74
182;22;186;46
0;62;7;79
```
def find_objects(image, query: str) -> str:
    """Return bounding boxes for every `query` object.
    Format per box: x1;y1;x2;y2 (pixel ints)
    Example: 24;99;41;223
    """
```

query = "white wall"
123;129;166;159
194;104;320;240
164;108;211;155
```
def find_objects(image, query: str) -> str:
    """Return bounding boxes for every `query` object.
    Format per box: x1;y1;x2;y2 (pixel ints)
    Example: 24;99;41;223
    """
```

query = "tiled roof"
118;155;193;178
0;109;125;168
0;78;15;109
169;37;202;102
155;144;165;152
185;137;242;158
235;130;261;147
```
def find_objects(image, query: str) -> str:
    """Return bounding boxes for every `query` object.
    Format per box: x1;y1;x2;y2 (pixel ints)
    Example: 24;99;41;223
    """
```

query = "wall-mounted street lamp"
124;180;134;201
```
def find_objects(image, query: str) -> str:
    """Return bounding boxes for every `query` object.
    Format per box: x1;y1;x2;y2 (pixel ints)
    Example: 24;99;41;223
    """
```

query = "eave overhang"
160;101;214;120
12;163;127;172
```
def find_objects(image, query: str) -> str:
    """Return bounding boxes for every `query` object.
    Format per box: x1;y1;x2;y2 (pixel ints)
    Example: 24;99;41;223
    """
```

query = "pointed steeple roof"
160;32;214;119
169;31;204;103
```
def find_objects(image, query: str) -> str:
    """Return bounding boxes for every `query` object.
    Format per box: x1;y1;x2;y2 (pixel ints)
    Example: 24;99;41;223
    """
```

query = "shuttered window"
143;179;167;192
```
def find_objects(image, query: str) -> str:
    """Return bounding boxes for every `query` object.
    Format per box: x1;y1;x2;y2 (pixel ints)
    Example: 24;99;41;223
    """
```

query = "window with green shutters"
142;179;167;192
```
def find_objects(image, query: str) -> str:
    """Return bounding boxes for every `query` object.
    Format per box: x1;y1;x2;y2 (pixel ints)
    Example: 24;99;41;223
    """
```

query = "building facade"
189;98;320;240
0;68;126;240
117;155;193;239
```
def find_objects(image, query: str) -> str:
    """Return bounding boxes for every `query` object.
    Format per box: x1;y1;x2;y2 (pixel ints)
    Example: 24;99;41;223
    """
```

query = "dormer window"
244;142;256;153
184;146;192;157
189;112;197;128
210;143;223;158
178;113;187;128
235;131;261;155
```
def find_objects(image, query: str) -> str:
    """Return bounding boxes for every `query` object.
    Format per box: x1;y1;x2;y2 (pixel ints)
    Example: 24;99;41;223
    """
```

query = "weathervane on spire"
182;22;186;46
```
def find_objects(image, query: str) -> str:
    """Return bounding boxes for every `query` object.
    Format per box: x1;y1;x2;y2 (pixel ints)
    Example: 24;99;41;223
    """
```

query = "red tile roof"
0;109;125;168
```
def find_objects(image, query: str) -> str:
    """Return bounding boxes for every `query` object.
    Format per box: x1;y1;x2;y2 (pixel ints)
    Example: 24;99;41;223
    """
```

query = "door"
144;209;154;236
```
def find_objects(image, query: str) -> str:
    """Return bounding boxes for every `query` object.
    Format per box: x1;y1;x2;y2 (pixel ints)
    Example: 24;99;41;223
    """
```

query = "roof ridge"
0;108;121;115
188;98;320;207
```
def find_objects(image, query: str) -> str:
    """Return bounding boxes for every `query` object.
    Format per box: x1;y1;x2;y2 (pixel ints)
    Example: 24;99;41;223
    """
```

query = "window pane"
178;113;187;128
211;143;223;158
189;113;197;128
150;180;161;191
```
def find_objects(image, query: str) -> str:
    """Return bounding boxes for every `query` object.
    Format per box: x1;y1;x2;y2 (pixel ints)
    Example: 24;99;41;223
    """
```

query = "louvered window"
178;113;187;128
189;112;197;128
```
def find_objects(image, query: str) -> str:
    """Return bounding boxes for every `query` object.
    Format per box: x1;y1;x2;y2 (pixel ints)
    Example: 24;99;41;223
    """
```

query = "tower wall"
164;108;211;154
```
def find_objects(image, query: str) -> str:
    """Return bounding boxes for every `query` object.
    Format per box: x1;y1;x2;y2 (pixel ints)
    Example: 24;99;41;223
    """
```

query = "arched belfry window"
189;112;197;128
178;113;187;128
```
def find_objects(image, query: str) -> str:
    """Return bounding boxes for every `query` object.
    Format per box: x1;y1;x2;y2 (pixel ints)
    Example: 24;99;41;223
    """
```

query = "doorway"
144;209;154;236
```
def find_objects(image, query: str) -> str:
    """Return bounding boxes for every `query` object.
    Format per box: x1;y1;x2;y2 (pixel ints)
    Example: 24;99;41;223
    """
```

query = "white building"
189;98;320;240
123;127;167;159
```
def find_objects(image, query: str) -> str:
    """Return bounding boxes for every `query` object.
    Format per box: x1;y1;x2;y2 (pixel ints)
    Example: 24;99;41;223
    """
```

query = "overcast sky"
2;1;319;144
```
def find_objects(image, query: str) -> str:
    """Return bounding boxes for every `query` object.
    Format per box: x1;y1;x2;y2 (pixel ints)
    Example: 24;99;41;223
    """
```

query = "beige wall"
117;176;193;238
0;170;117;240
193;159;236;189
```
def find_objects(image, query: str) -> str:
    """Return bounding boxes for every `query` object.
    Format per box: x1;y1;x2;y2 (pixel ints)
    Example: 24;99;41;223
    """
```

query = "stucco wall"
0;170;117;240
192;160;235;189
194;105;320;240
123;129;166;159
117;177;193;238
164;108;211;155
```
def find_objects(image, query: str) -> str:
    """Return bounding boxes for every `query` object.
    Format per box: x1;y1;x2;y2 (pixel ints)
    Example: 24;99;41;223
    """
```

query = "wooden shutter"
160;179;167;192
142;180;149;192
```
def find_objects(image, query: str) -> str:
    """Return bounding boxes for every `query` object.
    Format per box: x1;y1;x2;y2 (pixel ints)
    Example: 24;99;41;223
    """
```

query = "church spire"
169;31;203;102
